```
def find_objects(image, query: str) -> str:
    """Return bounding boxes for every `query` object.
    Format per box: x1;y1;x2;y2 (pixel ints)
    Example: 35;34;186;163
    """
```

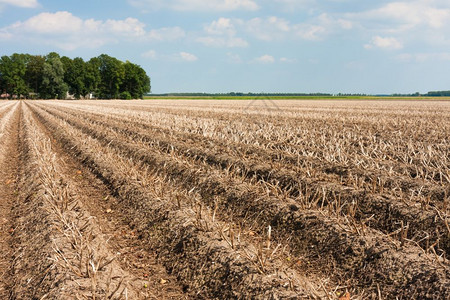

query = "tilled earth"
0;99;449;299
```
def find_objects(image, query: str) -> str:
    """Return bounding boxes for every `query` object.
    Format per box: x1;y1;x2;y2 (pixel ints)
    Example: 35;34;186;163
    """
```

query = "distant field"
0;99;449;299
144;95;450;100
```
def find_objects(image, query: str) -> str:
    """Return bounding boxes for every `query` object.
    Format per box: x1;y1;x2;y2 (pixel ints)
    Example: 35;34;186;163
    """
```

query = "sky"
1;0;450;94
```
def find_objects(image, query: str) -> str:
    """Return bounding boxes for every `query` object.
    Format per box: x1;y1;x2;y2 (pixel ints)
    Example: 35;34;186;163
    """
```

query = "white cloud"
365;1;450;30
104;18;146;37
17;11;83;34
0;0;38;8
280;57;297;63
342;1;450;49
128;0;258;11
178;52;198;62
364;36;403;50
347;1;450;35
245;17;291;41
142;50;198;62
0;11;185;50
294;24;326;40
142;50;157;59
241;14;348;42
204;17;236;36
147;26;186;41
197;14;351;47
197;17;248;48
0;28;12;39
253;54;275;63
227;52;242;63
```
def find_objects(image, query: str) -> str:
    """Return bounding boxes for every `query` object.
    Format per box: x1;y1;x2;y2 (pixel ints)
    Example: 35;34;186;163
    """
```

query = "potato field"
0;99;449;299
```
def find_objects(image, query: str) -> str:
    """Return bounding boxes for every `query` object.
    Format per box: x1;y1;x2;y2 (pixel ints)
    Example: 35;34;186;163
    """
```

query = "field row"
30;100;450;298
0;99;449;299
49;100;450;185
35;101;450;254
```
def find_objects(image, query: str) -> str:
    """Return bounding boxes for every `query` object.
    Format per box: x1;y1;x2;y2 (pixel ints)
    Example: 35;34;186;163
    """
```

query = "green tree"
25;55;45;98
0;65;5;96
0;52;151;100
62;56;87;99
85;57;101;98
41;52;68;99
97;54;125;99
121;61;151;99
0;53;29;98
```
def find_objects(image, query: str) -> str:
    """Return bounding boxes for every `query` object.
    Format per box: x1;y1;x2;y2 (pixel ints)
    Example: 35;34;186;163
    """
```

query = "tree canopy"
0;53;150;99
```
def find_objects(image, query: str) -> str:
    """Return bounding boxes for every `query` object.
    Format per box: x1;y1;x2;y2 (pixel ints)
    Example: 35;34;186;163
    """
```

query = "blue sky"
1;0;450;94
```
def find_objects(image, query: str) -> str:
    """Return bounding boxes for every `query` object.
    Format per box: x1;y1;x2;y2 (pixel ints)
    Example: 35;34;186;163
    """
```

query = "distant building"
28;92;38;99
66;91;76;100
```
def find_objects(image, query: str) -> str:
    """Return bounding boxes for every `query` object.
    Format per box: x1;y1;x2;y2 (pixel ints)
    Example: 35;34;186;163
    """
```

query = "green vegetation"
0;52;150;99
426;90;450;97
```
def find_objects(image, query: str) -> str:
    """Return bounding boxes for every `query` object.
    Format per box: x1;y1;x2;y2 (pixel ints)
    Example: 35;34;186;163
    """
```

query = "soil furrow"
56;101;448;184
26;102;191;299
27;102;322;298
44;101;449;191
9;104;148;298
41;103;448;203
29;102;450;299
51;104;449;206
2;98;449;299
0;101;21;299
36;102;450;257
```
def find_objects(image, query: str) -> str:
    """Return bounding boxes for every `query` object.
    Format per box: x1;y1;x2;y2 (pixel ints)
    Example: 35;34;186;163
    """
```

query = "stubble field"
0;99;449;299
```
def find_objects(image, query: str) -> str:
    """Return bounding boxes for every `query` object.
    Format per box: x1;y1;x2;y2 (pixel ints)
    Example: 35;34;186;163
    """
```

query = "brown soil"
0;103;20;299
56;103;448;204
0;101;191;298
29;111;190;299
38;103;450;256
28;101;450;299
28;102;322;299
2;99;449;299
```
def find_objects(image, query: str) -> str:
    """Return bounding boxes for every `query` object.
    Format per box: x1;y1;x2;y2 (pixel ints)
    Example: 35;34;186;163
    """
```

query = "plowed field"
0;99;449;299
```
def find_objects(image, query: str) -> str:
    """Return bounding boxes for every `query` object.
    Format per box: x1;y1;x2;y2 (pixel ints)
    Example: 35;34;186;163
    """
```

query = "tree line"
425;91;450;97
0;52;150;99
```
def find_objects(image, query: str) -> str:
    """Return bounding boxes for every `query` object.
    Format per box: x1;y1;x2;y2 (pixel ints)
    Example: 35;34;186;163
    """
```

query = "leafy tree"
41;52;68;99
25;55;45;98
62;56;87;99
60;55;73;79
121;61;151;99
0;65;4;96
0;52;151;99
0;53;29;98
97;54;125;99
120;91;132;100
85;57;101;97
